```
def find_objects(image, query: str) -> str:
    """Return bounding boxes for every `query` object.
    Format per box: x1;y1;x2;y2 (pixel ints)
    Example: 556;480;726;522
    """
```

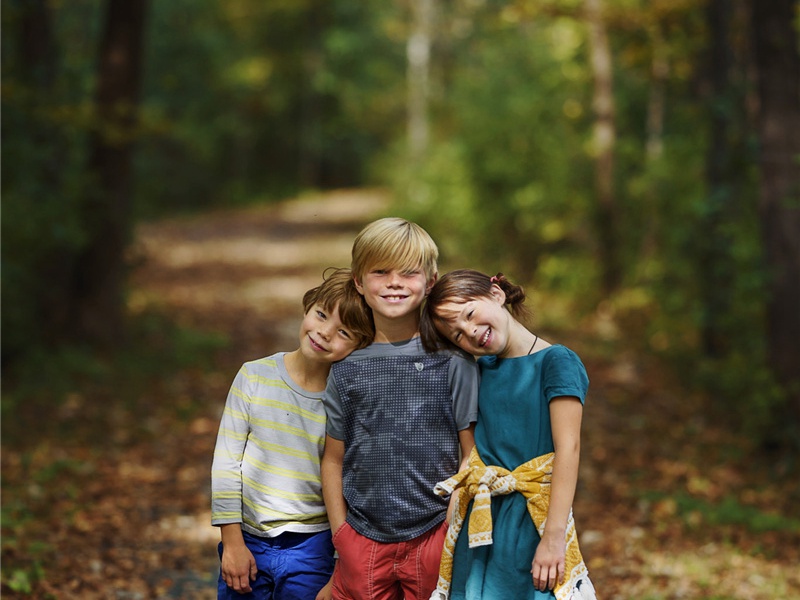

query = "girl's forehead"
435;300;469;320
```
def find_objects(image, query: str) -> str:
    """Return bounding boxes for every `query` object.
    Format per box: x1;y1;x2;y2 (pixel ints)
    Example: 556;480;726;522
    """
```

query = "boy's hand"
221;543;257;594
315;576;334;600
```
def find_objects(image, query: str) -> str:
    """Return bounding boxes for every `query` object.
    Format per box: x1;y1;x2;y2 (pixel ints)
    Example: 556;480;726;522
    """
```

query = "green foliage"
1;310;227;449
665;492;800;534
1;0;790;446
2;566;44;595
382;0;786;447
389;11;597;291
1;459;61;597
381;140;483;269
1;2;101;361
134;0;405;217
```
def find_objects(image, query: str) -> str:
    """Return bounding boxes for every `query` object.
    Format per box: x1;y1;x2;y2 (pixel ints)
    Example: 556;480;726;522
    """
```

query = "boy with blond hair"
321;218;479;600
212;268;374;600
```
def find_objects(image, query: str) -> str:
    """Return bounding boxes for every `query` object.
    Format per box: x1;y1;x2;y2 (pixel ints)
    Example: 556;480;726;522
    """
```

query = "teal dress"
449;345;589;600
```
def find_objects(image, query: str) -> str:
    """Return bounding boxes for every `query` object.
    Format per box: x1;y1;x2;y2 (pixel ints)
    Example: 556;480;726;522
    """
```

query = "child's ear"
425;272;439;295
490;284;506;304
353;276;365;296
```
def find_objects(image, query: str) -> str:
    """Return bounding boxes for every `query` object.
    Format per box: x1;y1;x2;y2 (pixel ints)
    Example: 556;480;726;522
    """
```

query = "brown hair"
303;268;374;349
420;269;530;352
351;217;439;282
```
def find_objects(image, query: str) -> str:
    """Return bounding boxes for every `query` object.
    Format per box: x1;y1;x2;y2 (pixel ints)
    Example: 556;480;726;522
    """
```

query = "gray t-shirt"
324;337;479;542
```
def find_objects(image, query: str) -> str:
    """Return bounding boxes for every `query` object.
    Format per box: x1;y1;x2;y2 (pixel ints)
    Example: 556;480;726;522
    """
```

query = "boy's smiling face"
355;267;435;324
299;302;361;363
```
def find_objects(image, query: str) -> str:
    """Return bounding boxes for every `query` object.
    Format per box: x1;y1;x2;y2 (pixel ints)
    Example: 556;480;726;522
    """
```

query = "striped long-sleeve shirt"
211;352;330;537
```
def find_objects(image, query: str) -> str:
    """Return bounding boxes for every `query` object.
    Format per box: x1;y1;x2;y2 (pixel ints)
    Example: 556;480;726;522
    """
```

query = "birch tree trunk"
645;23;667;162
639;20;669;262
585;0;620;293
407;0;434;165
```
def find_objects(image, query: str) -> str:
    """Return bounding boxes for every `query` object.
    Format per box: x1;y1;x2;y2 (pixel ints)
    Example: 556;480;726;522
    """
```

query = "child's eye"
372;269;386;275
454;332;462;342
338;329;352;339
467;310;474;320
316;309;327;319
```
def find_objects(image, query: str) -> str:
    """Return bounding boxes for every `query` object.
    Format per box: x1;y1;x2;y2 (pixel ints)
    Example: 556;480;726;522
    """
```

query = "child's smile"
299;303;359;363
356;268;434;323
381;293;410;303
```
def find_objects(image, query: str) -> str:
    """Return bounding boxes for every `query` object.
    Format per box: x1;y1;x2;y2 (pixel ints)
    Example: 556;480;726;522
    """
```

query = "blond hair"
351;217;439;281
303;268;374;349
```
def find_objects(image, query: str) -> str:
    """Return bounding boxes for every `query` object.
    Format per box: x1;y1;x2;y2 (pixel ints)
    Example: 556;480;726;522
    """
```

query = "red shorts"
331;520;447;600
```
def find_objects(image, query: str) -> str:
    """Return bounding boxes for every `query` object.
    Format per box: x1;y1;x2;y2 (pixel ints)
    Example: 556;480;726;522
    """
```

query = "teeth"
480;329;490;346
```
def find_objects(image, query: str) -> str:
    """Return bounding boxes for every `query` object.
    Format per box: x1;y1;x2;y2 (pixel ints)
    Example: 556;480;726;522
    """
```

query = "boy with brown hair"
321;218;479;600
212;268;374;600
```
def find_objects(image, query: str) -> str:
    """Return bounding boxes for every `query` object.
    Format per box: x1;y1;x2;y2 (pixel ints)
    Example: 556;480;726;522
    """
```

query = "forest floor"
2;189;799;599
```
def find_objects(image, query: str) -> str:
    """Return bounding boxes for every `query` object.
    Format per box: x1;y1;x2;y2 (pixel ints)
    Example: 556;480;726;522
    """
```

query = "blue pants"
217;530;334;600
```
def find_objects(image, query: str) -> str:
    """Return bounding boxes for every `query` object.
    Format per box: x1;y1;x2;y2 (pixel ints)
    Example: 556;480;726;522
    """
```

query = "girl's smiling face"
434;286;514;357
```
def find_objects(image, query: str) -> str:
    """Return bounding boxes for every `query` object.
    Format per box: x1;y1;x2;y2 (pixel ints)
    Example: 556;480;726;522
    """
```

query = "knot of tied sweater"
428;447;597;600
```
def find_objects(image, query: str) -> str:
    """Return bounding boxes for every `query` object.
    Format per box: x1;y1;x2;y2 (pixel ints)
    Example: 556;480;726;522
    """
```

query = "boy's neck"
372;313;421;344
283;349;331;392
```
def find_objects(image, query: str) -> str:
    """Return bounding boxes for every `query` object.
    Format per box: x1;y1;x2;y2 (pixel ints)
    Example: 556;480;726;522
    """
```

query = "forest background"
2;0;799;598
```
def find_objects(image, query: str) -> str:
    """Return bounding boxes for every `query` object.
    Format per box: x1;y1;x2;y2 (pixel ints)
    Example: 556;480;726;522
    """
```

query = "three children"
212;220;593;600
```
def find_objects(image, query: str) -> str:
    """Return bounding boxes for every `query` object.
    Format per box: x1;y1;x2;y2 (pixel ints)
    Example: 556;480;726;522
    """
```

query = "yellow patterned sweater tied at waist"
429;447;597;600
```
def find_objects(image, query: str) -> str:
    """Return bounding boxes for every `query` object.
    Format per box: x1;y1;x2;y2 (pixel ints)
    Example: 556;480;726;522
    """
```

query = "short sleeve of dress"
542;345;590;404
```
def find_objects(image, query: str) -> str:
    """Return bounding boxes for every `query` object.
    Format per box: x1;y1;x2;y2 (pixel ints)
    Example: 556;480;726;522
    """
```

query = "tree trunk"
645;22;667;163
585;0;620;293
699;0;740;358
639;20;669;263
75;0;148;345
750;0;800;419
17;0;76;341
407;0;434;165
298;5;325;187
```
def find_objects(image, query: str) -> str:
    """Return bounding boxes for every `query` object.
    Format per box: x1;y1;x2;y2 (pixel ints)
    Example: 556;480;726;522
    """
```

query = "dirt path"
4;189;797;599
131;189;392;357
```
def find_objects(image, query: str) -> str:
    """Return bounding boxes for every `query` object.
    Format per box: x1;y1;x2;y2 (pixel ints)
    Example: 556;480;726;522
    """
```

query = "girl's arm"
531;396;583;592
321;435;347;534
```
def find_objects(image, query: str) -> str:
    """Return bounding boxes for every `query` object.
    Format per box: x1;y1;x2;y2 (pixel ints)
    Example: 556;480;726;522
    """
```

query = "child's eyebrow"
436;304;464;322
